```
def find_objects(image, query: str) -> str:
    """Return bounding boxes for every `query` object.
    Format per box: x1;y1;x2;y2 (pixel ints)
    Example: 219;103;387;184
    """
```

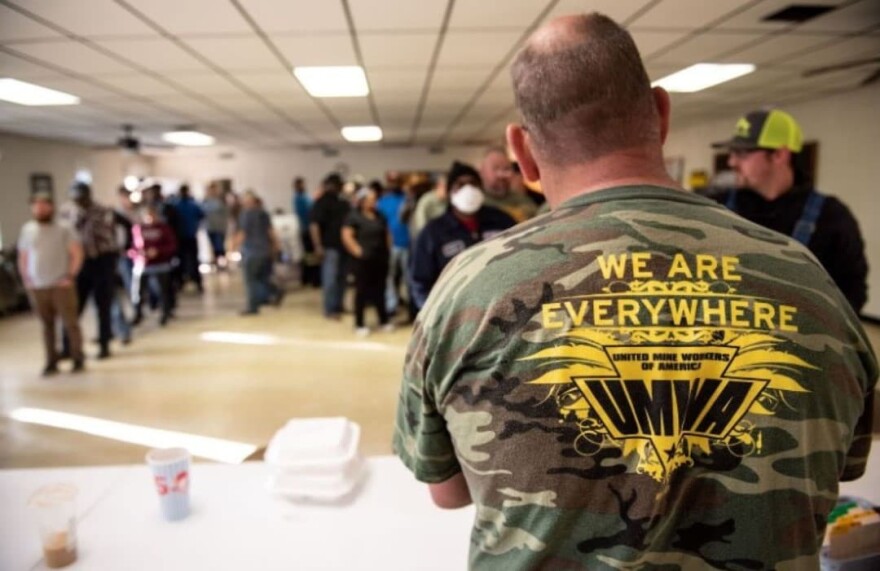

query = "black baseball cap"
712;109;803;153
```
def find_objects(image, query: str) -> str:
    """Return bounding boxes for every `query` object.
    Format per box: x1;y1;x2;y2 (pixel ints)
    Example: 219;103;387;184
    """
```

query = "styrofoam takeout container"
264;417;365;500
264;417;361;475
266;454;365;500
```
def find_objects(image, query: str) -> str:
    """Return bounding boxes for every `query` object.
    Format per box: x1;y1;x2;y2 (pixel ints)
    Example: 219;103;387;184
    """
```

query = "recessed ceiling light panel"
341;125;383;142
0;78;80;106
652;63;756;93
293;66;369;98
162;130;215;146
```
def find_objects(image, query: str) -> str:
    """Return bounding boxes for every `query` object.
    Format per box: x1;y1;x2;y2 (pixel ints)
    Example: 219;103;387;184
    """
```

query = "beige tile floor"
0;272;412;468
1;271;878;469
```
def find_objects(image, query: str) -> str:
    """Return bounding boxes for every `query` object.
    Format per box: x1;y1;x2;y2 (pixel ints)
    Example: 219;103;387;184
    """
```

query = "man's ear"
773;148;792;166
652;87;671;144
506;123;540;183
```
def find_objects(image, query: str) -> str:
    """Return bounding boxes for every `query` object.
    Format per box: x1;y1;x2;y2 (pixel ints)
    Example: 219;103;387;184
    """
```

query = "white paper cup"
146;447;191;521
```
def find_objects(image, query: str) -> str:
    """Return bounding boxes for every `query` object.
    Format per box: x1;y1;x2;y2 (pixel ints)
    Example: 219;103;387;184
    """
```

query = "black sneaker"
42;363;59;377
72;359;86;373
97;346;111;360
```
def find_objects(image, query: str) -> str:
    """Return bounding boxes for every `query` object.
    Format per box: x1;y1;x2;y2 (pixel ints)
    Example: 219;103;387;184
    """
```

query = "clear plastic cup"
28;483;78;569
146;447;191;521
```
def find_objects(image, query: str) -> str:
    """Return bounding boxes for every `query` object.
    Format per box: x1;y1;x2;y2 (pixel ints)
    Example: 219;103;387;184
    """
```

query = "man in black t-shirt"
309;173;351;319
712;108;868;313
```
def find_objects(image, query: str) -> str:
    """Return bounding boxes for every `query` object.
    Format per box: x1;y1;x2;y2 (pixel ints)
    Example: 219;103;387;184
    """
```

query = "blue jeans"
385;245;409;314
208;230;226;260
321;248;346;316
243;254;274;312
112;256;133;340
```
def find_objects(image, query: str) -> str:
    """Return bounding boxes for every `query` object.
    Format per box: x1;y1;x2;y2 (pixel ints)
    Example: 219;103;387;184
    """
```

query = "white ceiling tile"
0;51;61;79
437;31;520;67
778;35;880;68
95;38;209;73
239;0;348;33
162;72;241;94
548;0;654;24
379;110;418;130
632;0;755;29
259;91;321;114
704;66;797;92
228;71;308;96
718;33;834;66
715;0;850;31
423;90;476;106
651;32;765;65
185;37;280;72
449;0;548;29
798;0;880;33
430;68;492;92
321;98;373;125
360;33;437;68
0;4;64;43
18;0;156;37
350;0;448;31
629;29;690;59
10;41;135;74
86;74;181;97
28;75;119;99
273;35;357;67
368;69;428;92
121;0;253;35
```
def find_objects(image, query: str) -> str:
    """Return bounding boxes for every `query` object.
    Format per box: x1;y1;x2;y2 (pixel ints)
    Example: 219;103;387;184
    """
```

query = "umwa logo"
524;254;817;481
573;346;765;478
524;331;816;482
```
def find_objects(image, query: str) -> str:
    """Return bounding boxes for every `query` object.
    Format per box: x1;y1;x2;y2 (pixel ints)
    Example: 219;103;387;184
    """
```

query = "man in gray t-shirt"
17;192;85;375
233;191;280;314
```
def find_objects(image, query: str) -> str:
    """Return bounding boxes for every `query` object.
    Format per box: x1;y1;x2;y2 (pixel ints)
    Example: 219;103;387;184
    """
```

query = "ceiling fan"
94;124;172;153
802;55;880;86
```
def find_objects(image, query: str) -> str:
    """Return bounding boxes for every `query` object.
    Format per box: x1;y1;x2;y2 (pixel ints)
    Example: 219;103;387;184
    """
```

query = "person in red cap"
712;108;868;314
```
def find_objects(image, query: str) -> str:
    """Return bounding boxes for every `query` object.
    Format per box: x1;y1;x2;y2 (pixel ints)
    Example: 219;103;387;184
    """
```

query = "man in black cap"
713;108;868;313
309;173;351;319
409;161;515;310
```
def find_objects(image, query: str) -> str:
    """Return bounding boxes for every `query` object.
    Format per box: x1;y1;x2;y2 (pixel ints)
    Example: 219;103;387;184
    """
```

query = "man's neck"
542;147;679;208
452;209;476;223
752;169;795;202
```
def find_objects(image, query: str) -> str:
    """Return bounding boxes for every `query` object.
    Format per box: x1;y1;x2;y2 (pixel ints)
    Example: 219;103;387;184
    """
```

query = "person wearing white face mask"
409;161;515;310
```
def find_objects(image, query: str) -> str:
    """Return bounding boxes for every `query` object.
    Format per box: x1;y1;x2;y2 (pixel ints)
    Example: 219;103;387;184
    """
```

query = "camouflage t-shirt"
393;185;877;571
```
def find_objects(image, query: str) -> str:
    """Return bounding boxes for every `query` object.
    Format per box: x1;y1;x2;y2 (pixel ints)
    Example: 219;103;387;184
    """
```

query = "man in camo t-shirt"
393;13;877;570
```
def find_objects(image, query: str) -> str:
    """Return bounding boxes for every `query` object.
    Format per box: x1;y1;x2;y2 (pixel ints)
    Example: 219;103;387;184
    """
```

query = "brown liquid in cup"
43;532;77;568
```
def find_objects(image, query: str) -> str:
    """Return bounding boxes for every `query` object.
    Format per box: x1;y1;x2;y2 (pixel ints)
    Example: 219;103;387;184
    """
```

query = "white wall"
0;132;153;248
664;83;880;319
152;145;485;210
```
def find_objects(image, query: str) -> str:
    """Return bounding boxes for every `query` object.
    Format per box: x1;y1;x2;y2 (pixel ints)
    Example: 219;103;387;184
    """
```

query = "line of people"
17;180;235;376
301;149;548;336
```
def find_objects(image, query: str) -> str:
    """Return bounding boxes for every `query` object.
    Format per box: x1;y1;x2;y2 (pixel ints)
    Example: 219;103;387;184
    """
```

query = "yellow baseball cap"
713;109;803;153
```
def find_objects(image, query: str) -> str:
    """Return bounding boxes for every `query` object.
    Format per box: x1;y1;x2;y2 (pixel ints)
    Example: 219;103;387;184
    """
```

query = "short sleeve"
342;211;359;230
63;226;78;247
392;321;461;483
17;224;33;251
309;199;325;225
841;382;876;481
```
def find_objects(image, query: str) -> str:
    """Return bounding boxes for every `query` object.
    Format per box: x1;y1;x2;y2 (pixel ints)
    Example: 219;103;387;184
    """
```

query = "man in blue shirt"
292;177;319;287
170;184;204;293
377;172;411;319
